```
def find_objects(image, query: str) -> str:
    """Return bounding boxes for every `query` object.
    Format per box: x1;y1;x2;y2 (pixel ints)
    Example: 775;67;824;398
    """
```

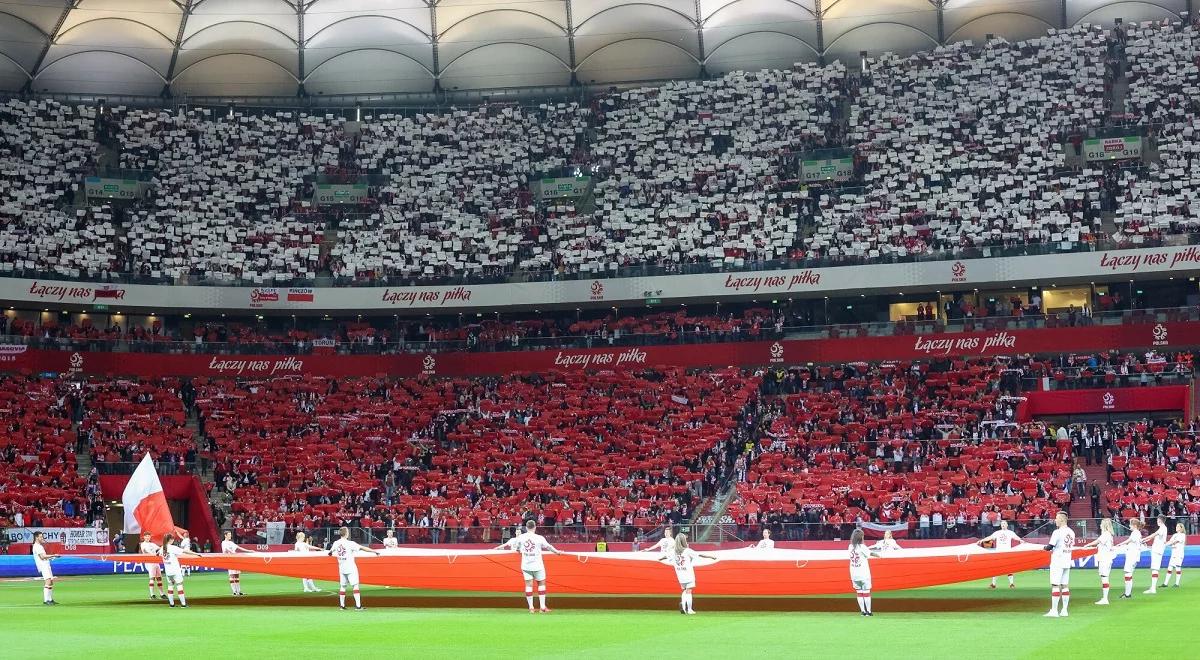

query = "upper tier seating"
827;27;1110;260
1118;20;1200;241
0;100;112;279
330;103;590;281
17;23;1200;283
114;107;333;283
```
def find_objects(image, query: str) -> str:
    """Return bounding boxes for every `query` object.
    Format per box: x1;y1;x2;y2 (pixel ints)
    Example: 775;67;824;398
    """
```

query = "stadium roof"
0;0;1184;99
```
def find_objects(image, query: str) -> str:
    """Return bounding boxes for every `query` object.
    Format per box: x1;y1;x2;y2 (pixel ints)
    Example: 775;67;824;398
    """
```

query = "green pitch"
1;570;1195;659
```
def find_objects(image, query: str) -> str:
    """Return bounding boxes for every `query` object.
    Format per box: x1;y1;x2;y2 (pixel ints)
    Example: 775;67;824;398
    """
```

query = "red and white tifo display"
89;544;1095;596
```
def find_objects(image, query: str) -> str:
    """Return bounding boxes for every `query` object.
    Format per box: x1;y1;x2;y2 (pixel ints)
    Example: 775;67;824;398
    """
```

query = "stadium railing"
3;306;1195;357
93;461;196;476
6;228;1200;289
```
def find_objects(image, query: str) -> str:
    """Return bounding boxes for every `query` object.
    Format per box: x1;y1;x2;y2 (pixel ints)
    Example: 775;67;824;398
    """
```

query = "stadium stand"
7;23;1195;284
831;26;1110;259
0;375;93;529
115;107;333;283
579;63;847;274
78;379;193;470
740;352;1198;540
6;15;1200;550
196;367;757;541
0;100;110;279
1119;20;1200;241
195;369;753;540
331;103;590;282
1102;423;1200;523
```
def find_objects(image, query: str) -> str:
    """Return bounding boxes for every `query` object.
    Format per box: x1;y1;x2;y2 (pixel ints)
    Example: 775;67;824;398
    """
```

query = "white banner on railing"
4;527;110;547
2;244;1200;312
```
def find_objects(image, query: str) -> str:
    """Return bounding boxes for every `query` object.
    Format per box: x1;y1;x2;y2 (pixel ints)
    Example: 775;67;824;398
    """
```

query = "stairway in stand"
1067;462;1110;534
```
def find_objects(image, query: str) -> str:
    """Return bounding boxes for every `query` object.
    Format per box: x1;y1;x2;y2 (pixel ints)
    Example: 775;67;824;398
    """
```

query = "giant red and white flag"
122;454;176;540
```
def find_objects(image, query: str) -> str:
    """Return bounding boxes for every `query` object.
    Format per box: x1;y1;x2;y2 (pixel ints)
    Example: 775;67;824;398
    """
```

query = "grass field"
1;570;1195;658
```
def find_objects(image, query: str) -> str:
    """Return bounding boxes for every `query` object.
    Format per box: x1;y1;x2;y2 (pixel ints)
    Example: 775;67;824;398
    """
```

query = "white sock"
339;589;346;607
1150;571;1159;590
1051;591;1060;612
230;579;237;595
1124;576;1133;596
178;588;186;606
681;594;687;609
1008;574;1014;586
1060;589;1069;612
149;582;156;597
685;592;694;611
166;588;175;605
1102;580;1110;600
990;577;997;587
1175;569;1182;586
856;595;865;612
525;591;534;609
43;586;50;602
864;595;872;613
353;588;361;608
538;590;547;609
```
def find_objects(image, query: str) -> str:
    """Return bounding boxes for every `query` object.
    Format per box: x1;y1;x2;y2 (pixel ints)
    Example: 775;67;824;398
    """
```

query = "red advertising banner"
1018;386;1190;421
2;320;1194;379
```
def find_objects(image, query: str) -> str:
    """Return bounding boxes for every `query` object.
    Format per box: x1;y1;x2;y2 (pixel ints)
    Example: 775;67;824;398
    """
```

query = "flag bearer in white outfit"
1043;512;1075;618
496;520;566;613
159;533;201;608
848;528;881;616
1144;516;1168;594
140;532;165;599
641;527;674;554
32;531;59;605
221;530;253;596
870;530;902;553
329;526;380;610
659;532;718;614
1164;522;1186;588
750;528;774;549
1081;518;1117;604
1115;519;1145;599
978;521;1022;588
294;531;323;593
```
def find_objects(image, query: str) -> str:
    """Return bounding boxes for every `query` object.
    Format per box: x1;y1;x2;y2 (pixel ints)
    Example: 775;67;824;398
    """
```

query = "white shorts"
1097;558;1113;577
1049;565;1070;585
165;572;184;584
38;566;54;580
338;566;360;587
1150;552;1164;570
145;564;161;577
850;577;872;592
228;569;241;577
1168;556;1183;569
1123;555;1139;574
522;568;546;582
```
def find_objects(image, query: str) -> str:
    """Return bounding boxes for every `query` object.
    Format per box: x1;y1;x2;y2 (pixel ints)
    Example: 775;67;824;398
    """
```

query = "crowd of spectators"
5;21;1200;284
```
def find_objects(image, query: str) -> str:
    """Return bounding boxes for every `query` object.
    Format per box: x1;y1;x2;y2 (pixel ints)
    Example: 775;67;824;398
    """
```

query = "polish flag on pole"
122;454;177;541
